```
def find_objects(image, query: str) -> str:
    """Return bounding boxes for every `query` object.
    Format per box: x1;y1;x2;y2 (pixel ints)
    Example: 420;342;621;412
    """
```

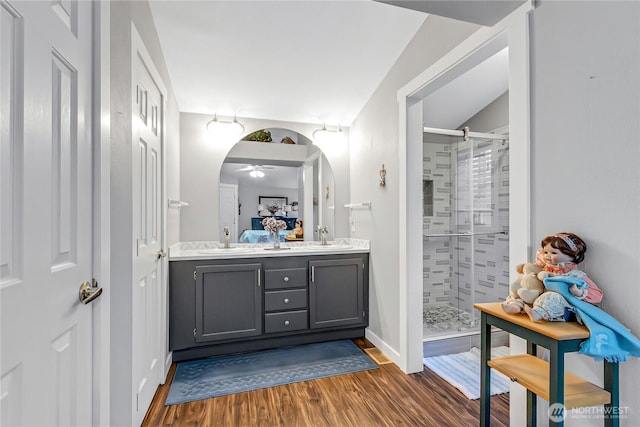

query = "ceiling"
220;163;299;189
423;47;508;130
376;1;526;26
148;0;517;130
149;1;427;126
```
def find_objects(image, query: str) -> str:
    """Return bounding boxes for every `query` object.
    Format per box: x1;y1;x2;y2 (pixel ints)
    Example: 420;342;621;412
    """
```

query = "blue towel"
544;275;640;363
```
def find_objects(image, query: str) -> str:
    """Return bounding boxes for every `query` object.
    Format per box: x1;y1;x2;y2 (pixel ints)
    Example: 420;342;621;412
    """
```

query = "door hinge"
136;85;139;104
136;392;139;411
193;328;197;337
194;271;196;280
363;311;366;318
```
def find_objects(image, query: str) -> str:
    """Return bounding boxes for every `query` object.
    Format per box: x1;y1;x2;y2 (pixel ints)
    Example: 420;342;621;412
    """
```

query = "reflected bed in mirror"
219;128;335;243
238;217;297;243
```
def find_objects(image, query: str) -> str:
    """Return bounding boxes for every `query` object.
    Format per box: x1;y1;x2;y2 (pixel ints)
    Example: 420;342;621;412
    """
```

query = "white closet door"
131;25;166;426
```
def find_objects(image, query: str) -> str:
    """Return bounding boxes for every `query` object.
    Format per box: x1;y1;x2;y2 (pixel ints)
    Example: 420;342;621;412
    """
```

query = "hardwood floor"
142;338;509;426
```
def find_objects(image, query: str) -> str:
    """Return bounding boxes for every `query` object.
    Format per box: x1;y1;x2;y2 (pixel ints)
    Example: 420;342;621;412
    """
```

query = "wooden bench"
474;302;619;427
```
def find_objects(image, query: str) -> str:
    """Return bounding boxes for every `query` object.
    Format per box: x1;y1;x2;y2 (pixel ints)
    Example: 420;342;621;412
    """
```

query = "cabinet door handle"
257;269;261;287
284;298;290;304
284;320;290;326
283;276;289;282
311;266;315;282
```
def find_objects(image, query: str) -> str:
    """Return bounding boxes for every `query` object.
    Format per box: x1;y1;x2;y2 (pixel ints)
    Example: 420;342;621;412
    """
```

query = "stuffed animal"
502;262;545;314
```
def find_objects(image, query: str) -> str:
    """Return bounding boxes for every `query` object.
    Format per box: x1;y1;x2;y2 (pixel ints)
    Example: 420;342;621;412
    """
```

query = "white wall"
238;186;299;233
352;0;639;424
529;1;640;425
180;113;350;242
348;14;480;359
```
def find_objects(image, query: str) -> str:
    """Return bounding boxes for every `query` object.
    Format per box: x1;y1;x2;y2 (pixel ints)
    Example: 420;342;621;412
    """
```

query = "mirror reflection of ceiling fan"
235;164;274;178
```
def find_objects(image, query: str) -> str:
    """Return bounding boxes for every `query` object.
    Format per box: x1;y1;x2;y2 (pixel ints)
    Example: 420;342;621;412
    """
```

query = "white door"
219;183;238;242
132;26;165;425
1;1;96;425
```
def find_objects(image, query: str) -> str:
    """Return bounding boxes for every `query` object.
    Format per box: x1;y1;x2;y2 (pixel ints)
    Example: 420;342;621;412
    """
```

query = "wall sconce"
312;123;345;144
379;163;386;187
206;113;245;138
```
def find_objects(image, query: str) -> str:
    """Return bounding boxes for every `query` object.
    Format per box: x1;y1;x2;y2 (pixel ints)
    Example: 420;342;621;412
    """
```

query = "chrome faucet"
223;227;231;248
316;225;328;245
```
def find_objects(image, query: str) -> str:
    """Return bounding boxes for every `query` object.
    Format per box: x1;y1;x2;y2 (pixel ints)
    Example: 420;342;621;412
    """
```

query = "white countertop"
169;238;370;261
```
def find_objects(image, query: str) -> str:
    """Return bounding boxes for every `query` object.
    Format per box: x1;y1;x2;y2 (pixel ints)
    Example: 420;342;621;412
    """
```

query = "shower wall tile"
423;140;454;305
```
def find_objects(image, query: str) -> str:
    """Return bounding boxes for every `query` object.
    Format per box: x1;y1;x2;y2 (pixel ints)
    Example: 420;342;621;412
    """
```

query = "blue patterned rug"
423;346;511;399
165;340;377;405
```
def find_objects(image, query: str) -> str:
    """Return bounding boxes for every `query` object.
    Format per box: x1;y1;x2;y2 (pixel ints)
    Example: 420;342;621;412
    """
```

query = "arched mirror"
219;128;335;243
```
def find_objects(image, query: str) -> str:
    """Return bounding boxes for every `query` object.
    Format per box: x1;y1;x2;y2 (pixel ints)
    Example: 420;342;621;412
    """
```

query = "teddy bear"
501;262;545;314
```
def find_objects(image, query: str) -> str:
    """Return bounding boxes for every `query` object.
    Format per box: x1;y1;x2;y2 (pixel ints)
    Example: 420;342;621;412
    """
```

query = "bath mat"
423;346;511;399
165;340;377;405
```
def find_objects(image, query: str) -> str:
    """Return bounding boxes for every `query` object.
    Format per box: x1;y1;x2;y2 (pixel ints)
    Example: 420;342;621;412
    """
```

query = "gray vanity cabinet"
309;258;364;329
194;263;262;343
169;253;369;361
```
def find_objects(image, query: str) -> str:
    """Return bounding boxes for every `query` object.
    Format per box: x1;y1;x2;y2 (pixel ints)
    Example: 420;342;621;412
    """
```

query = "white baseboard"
162;351;173;385
364;329;401;366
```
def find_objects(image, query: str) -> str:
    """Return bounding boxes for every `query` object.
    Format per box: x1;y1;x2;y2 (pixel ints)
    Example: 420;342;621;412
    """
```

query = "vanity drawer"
265;310;308;333
264;268;307;289
265;289;307;312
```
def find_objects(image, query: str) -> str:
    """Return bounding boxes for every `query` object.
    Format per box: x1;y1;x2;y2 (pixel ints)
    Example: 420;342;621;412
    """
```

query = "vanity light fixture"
206;113;245;138
312;123;345;144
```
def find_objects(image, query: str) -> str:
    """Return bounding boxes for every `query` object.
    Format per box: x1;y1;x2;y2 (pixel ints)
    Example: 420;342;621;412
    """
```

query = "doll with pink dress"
524;233;603;322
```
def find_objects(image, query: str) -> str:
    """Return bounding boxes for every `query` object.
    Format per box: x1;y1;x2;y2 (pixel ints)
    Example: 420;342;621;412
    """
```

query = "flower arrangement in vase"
262;217;287;248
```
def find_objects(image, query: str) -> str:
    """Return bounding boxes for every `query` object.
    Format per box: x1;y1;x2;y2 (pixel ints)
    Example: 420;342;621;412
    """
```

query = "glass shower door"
423;129;509;339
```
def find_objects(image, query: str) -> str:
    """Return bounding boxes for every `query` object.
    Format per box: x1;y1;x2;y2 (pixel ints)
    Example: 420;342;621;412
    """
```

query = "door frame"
394;1;534;374
93;2;112;425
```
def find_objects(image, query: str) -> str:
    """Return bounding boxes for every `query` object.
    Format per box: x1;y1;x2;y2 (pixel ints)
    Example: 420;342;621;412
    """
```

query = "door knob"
79;279;103;304
157;249;166;260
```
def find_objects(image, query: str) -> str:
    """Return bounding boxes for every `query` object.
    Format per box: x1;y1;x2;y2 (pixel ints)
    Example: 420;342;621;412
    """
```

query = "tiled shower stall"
422;131;510;339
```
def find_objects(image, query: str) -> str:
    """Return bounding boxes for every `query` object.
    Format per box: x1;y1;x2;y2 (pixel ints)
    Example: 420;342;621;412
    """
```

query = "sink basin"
198;247;254;254
305;244;353;250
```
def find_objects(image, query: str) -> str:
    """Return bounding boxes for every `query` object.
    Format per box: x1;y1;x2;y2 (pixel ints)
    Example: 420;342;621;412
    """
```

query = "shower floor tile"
423;304;477;338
